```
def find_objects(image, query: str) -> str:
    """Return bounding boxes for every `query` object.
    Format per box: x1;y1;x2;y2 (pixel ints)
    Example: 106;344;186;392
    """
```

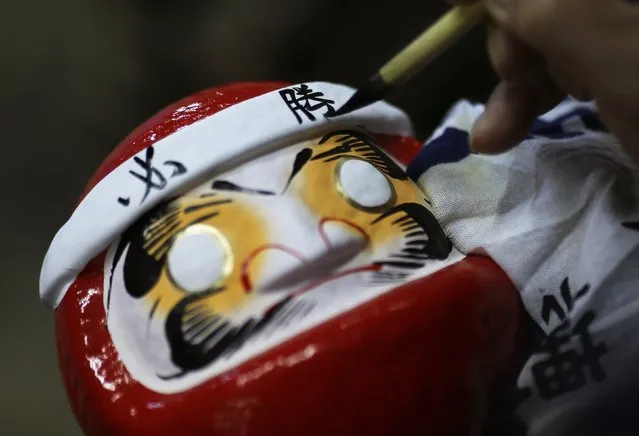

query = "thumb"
470;69;564;154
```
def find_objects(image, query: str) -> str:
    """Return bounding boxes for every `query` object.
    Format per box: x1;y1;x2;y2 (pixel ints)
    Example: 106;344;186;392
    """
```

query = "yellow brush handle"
379;3;486;85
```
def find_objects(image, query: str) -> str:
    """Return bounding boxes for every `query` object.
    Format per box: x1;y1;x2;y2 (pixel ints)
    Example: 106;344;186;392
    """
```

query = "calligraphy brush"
332;3;486;117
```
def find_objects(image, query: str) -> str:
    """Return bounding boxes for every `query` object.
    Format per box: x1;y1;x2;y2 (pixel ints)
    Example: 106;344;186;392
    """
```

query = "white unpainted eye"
338;159;393;209
167;224;232;293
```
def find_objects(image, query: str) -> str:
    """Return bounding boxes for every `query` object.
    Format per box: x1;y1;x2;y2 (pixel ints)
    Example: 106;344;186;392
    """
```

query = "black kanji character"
163;160;187;177
572;311;607;382
541;277;590;325
279;84;336;124
129;147;167;203
541;294;567;325
531;310;607;400
118;147;188;206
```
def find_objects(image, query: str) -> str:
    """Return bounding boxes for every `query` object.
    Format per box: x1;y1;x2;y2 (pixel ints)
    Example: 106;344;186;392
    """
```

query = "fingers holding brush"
471;23;564;154
447;0;566;153
447;0;639;162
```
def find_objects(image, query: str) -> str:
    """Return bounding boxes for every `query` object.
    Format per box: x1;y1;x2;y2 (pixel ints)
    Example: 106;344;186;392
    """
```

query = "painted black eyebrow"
183;198;233;214
313;129;407;180
211;180;276;196
285;147;313;189
317;129;375;148
213;147;314;195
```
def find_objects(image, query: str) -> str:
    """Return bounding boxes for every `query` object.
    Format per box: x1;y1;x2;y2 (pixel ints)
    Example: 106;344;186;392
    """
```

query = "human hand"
448;0;639;164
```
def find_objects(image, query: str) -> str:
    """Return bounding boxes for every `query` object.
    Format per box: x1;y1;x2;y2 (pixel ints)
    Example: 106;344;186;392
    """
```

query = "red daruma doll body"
40;82;528;436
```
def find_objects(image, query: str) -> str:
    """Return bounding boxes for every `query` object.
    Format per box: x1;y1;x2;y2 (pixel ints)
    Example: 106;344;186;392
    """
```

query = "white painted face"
104;129;461;394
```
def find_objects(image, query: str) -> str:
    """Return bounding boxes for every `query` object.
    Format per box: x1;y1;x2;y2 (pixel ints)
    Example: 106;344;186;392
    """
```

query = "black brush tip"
329;73;393;118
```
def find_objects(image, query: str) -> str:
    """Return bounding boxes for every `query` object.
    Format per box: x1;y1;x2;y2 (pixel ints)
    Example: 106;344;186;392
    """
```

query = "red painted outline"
318;217;369;248
241;244;305;293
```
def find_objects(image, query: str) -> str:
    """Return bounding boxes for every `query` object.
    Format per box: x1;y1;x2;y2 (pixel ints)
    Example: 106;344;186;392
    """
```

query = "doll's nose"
258;219;368;292
318;218;369;250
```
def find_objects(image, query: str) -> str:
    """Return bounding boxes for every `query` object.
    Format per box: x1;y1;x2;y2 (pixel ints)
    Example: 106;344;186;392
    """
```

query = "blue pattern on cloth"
406;127;469;181
407;99;605;181
528;107;608;139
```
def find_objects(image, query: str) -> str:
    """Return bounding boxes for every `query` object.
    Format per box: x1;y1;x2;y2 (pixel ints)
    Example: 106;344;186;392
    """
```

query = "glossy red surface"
57;254;525;436
55;83;528;435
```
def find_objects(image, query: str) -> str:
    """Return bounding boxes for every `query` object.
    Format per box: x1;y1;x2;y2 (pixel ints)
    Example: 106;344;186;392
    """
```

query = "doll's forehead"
185;128;386;197
187;136;313;196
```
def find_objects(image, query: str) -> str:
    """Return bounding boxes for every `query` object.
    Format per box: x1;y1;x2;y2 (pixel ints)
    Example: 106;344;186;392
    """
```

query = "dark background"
0;1;496;434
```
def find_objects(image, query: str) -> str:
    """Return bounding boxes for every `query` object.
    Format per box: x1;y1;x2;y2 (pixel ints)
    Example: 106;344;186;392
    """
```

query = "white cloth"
413;99;639;436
